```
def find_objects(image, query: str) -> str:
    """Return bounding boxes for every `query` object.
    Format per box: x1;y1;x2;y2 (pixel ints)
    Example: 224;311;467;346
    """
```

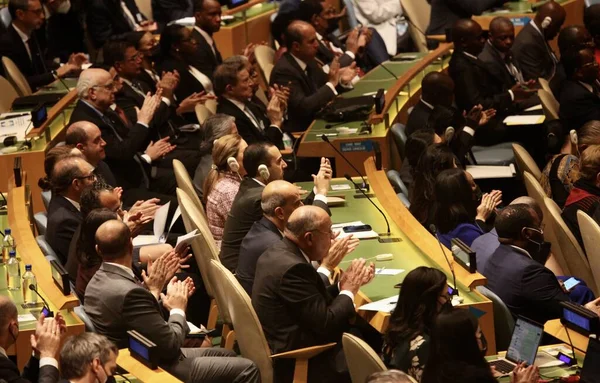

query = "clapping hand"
510;362;539;383
339;62;358;86
142;251;180;299
160;277;189;311
476;190;502;222
124;211;153;237
312;157;332;196
128;198;161;218
136;92;162;125
145;137;176;161
31;313;64;359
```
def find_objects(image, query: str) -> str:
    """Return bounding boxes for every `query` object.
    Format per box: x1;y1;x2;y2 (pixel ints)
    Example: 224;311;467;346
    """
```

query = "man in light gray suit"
84;220;260;383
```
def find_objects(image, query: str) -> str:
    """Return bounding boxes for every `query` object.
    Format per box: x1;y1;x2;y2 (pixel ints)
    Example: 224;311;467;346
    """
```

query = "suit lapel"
284;53;315;92
193;28;219;65
9;26;34;72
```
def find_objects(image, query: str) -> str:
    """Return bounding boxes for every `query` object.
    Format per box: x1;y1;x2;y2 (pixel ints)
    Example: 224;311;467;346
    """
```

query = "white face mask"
56;0;71;14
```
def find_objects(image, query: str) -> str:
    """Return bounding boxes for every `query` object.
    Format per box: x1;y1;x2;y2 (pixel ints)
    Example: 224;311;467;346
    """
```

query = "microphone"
325;121;350;129
345;174;391;237
29;284;54;317
321;134;369;191
428;225;459;296
379;62;399;80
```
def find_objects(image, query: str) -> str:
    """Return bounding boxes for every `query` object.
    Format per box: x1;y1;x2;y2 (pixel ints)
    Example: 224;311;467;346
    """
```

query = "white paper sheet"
331;184;352;191
524;104;543;112
375;268;404;276
132;235;160;247
18;313;36;323
169;206;182;233
503;115;545;125
175;229;201;253
188;321;208;334
358;296;398;313
153;201;170;241
466;164;516;179
0;113;32;141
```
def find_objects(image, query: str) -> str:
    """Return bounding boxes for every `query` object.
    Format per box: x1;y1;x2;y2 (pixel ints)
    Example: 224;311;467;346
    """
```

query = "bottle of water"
22;264;37;305
7;251;20;291
2;228;15;263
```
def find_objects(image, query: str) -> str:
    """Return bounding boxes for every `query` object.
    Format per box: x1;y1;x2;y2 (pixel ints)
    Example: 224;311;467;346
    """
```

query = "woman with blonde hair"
204;134;248;248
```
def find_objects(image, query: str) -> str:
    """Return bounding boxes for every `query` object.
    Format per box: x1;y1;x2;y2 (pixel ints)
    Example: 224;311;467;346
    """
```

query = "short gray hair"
0;297;17;332
223;54;249;67
76;70;98;99
261;193;287;216
60;333;118;379
200;114;236;153
366;370;413;383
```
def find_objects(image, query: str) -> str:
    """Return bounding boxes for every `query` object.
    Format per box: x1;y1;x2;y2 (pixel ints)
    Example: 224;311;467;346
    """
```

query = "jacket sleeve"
521;263;569;321
515;41;550;81
353;0;401;24
453;62;513;112
101;123;150;161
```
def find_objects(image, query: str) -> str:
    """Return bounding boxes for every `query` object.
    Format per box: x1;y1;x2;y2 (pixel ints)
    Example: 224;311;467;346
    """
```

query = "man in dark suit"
191;0;223;81
152;0;193;28
512;1;565;83
237;180;357;295
253;205;375;382
219;142;332;271
59;333;119;383
406;72;455;137
0;0;84;91
0;296;63;383
426;0;504;36
270;20;357;132
85;220;260;383
86;0;156;49
558;48;600;133
483;204;600;324
41;0;87;62
214;60;285;148
46;156;96;264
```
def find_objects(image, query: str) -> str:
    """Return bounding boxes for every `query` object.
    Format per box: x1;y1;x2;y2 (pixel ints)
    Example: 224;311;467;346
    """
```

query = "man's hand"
339;258;374;294
136;92;161;125
345;28;360;54
339;62;357;86
269;84;290;111
510;82;536;102
137;20;158;32
584;296;600;315
267;96;284;127
30;315;62;359
181;276;196;298
175;246;193;270
176;92;215;115
158;71;180;100
321;235;360;271
145;137;176;161
479;108;496;126
242;43;258;64
128;198;161;218
124;211;153;237
142;251;180;298
312;157;332;195
160;277;189;311
327;57;341;87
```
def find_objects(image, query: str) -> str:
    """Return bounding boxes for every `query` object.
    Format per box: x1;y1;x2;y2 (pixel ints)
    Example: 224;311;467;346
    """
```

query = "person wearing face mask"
483;204;600;324
41;0;86;63
59;333;119;383
382;267;450;382
0;297;65;383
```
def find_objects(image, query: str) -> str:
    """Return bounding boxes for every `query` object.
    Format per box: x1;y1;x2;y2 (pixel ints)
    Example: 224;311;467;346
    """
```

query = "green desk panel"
222;2;277;28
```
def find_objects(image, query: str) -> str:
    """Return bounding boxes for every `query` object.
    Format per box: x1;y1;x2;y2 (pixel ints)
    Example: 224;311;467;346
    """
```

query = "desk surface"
117;349;182;383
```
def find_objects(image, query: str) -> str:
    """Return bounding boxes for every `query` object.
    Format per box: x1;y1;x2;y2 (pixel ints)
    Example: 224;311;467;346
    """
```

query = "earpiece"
570;129;580;157
227;157;240;173
258;164;270;181
541;16;552;29
444;126;455;142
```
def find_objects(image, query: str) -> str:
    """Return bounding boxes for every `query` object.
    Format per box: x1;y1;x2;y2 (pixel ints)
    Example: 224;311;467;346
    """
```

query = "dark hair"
76;208;118;270
298;0;323;23
65;124;88;146
39;146;77;190
124;31;147;49
243;142;274;178
434;169;477;234
495;204;536;239
284;21;306;50
103;40;135;67
8;0;29;19
159;24;186;58
272;12;294;46
562;47;589;78
405;130;436;170
193;0;209;12
384;267;447;357
409;144;456;225
366;370;413;383
421;72;453;106
427;106;456;138
421;309;493;383
558;25;589;56
213;61;245;98
51;157;86;195
80;182;114;219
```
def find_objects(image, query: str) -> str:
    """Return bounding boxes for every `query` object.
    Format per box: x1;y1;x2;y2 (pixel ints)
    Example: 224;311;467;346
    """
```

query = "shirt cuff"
39;357;58;369
170;308;186;319
317;266;331;277
339;290;355;302
161;97;171;106
138;122;149;128
508;89;514;101
312;188;327;204
463;126;475;136
141;154;152;164
269;124;282;133
326;82;338;96
344;51;356;60
340;80;354;89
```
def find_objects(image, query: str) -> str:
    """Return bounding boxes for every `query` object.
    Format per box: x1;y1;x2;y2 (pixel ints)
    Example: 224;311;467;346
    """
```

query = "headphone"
444;126;455;143
258;164;270;182
541;16;552;29
227;157;240;173
570;129;580;157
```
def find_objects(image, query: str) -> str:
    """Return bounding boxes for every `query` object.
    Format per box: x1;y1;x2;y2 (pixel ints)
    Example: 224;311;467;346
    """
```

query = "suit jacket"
0;25;55;91
190;28;222;82
483;244;569;324
219;177;330;272
558;80;600;132
46;195;82;265
426;0;504;35
0;354;59;383
478;42;519;89
252;238;355;379
269;52;339;132
152;0;193;27
45;10;86;62
217;98;284;148
156;57;206;103
316;38;354;68
87;0;147;48
512;22;557;82
84;263;188;363
69;100;150;190
470;228;500;275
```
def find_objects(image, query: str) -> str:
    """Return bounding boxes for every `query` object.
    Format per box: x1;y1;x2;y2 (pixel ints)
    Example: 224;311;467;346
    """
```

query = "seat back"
35;235;59;263
400;0;431;53
210;259;274;383
538;77;552;94
34;212;48;236
576;210;600;295
134;0;153;20
390;123;407;160
476;286;515;351
342;0;359;28
195;104;213;125
41;190;52;211
512;143;542;181
342;332;386;382
538;89;560;120
2;57;32;96
255;45;276;84
204;98;218;114
523;172;570;275
0;75;18;113
74;306;97;332
173;159;207;219
0;8;11;29
544;197;597;295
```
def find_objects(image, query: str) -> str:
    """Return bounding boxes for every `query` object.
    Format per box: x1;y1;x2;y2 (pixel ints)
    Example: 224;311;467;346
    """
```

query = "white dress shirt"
299;249;355;302
12;24;31;60
188;65;214;94
1;343;58;369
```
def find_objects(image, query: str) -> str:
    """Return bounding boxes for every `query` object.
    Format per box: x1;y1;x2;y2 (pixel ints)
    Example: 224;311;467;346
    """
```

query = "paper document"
524;104;543;112
0;113;32;141
503;115;545;125
170;17;195;26
326;196;345;206
175;229;202;253
188;321;208;334
466;164;516;179
358;296;398;313
18;313;36;323
331;184;352;191
332;221;379;240
375;268;404;276
132;202;175;246
535;351;565;368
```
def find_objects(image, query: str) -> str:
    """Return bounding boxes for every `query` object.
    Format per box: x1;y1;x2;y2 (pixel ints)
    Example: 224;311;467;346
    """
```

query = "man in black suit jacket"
0;297;63;383
270;20;357;132
152;0;193;28
483;204;600;324
220;142;332;271
59;333;119;383
214;60;285;148
46;156;96;264
191;0;223;81
512;1;565;82
253;206;375;382
41;0;87;62
559;48;600;132
426;0;504;36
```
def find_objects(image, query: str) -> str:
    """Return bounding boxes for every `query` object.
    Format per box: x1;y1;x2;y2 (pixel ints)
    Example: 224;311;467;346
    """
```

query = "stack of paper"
358;296;398;313
332;221;379;239
503;115;545;125
132;203;180;246
466;164;516;179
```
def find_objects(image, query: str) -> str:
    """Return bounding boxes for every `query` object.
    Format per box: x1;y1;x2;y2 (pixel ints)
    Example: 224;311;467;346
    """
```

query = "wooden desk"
117;349;182;383
545;319;590;352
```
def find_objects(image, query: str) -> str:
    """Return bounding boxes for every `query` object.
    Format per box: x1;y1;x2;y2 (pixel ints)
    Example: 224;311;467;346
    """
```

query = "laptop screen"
581;337;600;383
505;317;544;365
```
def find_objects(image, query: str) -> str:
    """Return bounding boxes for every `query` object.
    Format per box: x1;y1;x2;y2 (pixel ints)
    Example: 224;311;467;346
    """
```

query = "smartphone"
343;224;372;233
556;351;576;366
41;306;54;318
447;286;457;296
562;277;581;292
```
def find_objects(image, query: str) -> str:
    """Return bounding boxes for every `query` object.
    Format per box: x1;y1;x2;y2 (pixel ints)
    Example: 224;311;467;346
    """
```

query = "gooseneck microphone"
428;225;459;296
321;134;369;191
29;284;54;317
345;174;391;236
379;62;399;80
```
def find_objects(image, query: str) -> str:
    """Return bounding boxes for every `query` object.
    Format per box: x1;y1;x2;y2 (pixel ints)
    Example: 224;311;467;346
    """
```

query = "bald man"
406;72;455;137
513;0;566;82
65;121;116;186
0;296;62;383
237;180;357;295
253;205;376;383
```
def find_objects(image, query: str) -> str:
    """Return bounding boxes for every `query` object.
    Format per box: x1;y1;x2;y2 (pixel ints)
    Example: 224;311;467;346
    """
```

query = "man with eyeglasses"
46;155;96;265
483;204;600;325
0;0;87;91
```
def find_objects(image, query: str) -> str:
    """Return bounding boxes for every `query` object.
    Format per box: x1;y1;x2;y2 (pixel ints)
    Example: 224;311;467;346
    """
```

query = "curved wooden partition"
26;89;77;139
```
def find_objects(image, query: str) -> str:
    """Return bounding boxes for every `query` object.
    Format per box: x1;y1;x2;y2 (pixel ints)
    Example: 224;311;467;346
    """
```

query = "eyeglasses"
76;173;97;181
126;53;142;62
26;8;44;16
309;229;335;238
92;82;116;91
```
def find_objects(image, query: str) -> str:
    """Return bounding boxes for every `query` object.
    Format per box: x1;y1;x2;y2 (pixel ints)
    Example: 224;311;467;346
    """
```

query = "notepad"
524;104;543;112
132;203;181;246
466;164;516;179
326;196;346;206
375;268;404;276
175;229;202;253
358;296;398;313
503;115;545;125
331;184;352;191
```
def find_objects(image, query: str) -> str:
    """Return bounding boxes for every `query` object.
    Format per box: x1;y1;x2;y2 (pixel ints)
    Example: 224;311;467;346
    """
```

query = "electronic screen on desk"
129;336;150;360
564;307;591;332
227;0;248;8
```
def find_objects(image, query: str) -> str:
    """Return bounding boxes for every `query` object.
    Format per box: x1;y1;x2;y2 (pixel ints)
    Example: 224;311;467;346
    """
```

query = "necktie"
304;65;317;93
244;105;264;131
113;106;131;129
28;36;47;74
212;42;222;64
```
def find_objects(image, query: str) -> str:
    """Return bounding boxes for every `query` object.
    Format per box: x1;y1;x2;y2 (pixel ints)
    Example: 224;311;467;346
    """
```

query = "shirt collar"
487;40;506;59
12;23;30;42
290;53;308;71
194;26;213;46
579;81;594;93
510;245;532;259
0;346;7;358
81;99;106;117
420;98;434;110
463;51;479;61
64;196;80;211
530;20;545;39
225;96;247;111
299;248;311;264
316;32;324;41
252;178;266;187
105;262;136;278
